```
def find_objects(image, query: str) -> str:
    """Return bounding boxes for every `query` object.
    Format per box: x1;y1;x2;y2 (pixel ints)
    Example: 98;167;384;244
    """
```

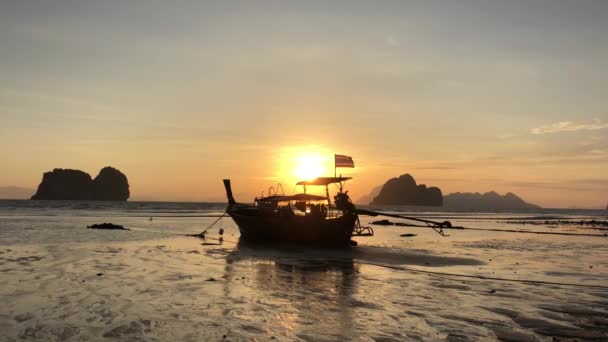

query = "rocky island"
443;191;539;210
371;174;443;206
364;173;539;209
31;167;129;201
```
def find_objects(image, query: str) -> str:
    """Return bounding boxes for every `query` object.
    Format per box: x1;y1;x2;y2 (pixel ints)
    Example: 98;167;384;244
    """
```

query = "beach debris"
96;273;104;276
186;232;206;239
371;219;393;225
371;219;420;227
13;312;34;323
87;223;128;230
488;289;496;294
400;233;417;237
206;277;217;281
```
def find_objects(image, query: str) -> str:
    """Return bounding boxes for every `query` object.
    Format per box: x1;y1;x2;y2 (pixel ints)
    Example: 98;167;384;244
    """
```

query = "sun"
275;146;332;184
292;154;326;181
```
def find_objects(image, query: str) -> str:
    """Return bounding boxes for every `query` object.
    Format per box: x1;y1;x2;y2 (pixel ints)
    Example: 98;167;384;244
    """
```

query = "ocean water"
1;200;607;341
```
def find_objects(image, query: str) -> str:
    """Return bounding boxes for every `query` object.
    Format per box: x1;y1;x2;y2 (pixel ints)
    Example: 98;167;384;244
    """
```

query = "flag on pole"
335;154;355;168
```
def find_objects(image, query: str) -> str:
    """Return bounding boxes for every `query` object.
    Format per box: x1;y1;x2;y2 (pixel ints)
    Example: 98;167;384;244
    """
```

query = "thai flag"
335;154;355;168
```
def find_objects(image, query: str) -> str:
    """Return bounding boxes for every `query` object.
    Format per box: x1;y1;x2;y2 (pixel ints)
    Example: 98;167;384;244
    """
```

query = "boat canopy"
256;193;327;203
296;177;352;186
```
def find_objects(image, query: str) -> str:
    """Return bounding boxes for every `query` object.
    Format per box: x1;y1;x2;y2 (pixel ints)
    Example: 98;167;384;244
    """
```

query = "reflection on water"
221;239;361;340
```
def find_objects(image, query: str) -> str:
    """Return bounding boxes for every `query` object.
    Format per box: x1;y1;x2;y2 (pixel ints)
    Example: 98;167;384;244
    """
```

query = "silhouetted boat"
223;177;373;246
221;154;452;246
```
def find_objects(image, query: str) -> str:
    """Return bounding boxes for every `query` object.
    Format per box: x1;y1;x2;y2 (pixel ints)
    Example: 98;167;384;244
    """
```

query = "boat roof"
256;193;327;203
296;177;352;186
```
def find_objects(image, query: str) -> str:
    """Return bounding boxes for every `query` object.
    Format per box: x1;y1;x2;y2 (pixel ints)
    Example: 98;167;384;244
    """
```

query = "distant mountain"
371;174;442;206
0;186;34;199
31;167;130;201
443;191;540;209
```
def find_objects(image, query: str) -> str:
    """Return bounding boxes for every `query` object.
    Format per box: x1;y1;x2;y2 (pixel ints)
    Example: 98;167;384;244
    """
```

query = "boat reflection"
220;238;361;340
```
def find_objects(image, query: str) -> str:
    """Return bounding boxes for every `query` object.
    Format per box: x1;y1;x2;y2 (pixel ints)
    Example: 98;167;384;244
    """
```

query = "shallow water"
0;201;607;341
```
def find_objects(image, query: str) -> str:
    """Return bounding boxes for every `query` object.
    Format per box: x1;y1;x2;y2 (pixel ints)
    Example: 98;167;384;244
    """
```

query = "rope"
145;215;226;218
452;225;607;237
204;236;239;244
203;212;226;234
355;260;608;290
395;224;607;237
182;209;242;243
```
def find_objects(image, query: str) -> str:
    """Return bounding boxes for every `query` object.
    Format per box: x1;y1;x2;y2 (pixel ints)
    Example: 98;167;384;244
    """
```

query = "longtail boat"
221;154;452;246
223;177;373;246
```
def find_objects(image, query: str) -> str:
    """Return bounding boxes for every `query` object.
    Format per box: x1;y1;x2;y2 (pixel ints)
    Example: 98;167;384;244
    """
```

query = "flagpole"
334;154;337;178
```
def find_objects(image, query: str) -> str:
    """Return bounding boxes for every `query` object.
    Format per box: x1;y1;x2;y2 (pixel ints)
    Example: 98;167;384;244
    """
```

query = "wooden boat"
223;177;372;246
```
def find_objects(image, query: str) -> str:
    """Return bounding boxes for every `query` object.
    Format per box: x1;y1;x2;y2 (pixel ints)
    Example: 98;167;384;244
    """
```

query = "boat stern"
223;179;236;205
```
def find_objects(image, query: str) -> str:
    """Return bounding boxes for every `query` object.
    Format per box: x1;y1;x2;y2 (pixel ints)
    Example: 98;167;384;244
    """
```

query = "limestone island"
443;191;540;210
371;174;443;206
31;167;129;201
364;173;540;209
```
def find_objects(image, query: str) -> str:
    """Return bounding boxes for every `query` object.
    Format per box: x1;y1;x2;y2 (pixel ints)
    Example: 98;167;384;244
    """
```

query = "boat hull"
228;210;357;246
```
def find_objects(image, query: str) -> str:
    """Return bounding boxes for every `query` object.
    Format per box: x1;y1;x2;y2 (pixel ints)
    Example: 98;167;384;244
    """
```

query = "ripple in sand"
102;320;153;338
13;312;34;323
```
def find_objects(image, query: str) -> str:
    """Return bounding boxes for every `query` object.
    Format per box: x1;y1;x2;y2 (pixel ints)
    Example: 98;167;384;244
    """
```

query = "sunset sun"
292;154;327;181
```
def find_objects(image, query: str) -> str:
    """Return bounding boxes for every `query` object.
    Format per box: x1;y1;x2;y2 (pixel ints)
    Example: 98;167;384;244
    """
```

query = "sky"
1;0;607;208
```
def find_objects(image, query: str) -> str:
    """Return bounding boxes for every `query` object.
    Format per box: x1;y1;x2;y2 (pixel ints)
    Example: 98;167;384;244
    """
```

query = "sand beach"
1;201;607;341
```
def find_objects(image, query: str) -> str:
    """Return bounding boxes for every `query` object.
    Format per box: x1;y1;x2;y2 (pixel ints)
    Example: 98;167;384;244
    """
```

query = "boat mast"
334;155;343;193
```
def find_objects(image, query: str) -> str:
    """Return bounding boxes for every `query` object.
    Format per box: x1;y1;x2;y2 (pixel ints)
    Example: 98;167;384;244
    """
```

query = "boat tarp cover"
296;177;352;186
256;193;327;203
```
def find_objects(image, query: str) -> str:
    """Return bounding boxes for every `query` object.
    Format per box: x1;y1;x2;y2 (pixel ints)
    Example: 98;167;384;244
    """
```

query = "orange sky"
1;1;607;208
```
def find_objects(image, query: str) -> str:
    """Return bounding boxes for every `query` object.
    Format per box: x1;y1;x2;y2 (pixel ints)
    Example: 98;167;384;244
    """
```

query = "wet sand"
1;214;608;341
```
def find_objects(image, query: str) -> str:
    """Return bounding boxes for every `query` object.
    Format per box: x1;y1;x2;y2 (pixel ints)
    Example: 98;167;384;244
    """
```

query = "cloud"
531;120;608;134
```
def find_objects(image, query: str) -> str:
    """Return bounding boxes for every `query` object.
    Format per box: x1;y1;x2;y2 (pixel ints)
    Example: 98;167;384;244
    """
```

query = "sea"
1;200;607;341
